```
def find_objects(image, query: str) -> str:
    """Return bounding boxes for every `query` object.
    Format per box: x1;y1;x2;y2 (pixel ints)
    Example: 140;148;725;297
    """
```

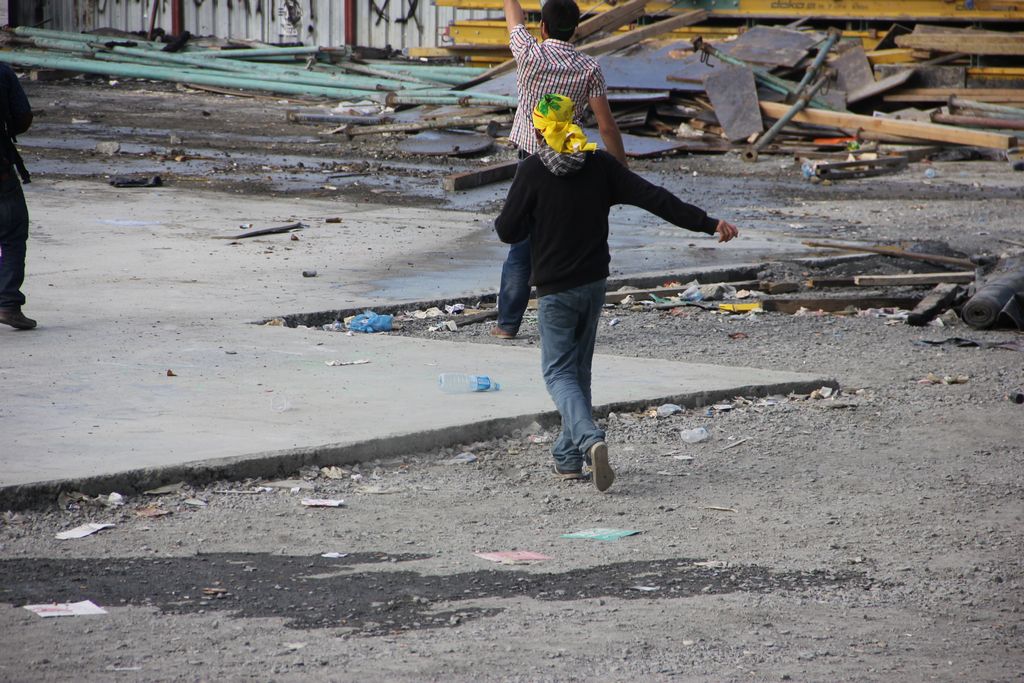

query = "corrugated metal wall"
41;0;499;52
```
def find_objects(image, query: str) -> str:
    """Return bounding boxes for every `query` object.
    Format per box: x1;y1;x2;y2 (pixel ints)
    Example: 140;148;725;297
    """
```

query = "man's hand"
715;219;739;243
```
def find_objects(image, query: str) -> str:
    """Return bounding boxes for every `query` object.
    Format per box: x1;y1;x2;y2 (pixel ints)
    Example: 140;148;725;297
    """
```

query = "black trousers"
0;173;29;309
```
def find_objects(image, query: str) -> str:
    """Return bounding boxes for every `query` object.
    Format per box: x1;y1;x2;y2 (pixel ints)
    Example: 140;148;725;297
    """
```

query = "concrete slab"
1;180;830;506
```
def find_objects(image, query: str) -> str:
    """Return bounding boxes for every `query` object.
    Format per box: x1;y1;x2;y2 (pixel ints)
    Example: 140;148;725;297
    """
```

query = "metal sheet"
831;46;875;96
727;27;817;68
583;127;711;158
397;130;493;155
703;65;762;142
599;41;704;92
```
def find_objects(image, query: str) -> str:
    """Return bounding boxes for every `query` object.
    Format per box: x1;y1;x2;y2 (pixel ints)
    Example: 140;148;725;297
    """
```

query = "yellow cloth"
531;93;597;154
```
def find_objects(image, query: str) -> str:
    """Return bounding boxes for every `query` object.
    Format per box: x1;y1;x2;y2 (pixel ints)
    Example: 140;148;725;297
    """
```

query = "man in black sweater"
495;93;738;491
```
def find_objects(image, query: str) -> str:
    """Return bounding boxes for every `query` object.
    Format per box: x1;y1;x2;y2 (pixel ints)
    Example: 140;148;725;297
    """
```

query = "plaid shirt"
508;24;607;154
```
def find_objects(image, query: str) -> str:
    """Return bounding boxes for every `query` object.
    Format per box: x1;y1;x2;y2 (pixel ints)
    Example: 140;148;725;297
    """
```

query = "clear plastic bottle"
438;373;501;393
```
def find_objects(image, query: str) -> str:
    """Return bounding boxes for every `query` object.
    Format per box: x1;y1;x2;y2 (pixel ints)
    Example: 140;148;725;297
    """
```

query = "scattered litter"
213;487;273;494
561;528;640;541
183;498;208;507
301;498;345;507
320;466;348;479
1010;389;1024;404
95;141;120;155
693;560;731;569
673;454;695;461
728;332;749;340
264;318;286;327
721;438;750;451
302;270;317;278
438;373;501;393
630;585;659;592
609;318;621;327
703;506;737;513
916;337;1024;352
55;523;115;540
656;403;683;418
354;485;405;495
429;320;459;332
325;359;370;367
413;307;445;319
445;304;466;315
109;175;162;188
166;369;177;377
144;482;185;496
719;303;763;313
321;552;349;559
711;403;733;411
810;386;835;399
528;433;553;444
135;505;171;518
474;551;552;564
23;600;107;618
347;310;393;333
282;643;307;651
441;453;478;465
101;492;124;507
918;373;970;385
202;587;228;596
263;479;313;490
680;427;710;444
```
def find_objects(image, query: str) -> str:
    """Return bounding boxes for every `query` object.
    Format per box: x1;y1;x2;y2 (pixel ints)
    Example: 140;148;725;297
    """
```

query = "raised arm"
589;94;626;167
503;0;526;33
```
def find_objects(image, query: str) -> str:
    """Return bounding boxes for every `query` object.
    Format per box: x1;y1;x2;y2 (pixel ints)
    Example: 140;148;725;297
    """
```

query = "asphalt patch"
1;553;861;635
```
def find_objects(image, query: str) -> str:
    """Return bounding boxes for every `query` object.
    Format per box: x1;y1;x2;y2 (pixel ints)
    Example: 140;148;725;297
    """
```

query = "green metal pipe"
101;45;414;91
198;46;322;59
0;49;385;102
385;92;518;107
13;26;169;51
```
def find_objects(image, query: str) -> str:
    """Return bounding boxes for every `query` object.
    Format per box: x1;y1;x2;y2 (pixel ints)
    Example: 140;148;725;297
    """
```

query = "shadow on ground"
0;553;862;635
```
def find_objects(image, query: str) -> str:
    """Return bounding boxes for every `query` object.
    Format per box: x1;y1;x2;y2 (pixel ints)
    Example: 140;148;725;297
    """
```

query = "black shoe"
490;325;517;340
0;307;36;330
553;465;589;481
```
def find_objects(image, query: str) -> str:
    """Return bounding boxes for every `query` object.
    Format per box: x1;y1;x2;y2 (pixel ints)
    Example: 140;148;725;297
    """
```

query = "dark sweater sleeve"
494;163;533;244
606;155;719;234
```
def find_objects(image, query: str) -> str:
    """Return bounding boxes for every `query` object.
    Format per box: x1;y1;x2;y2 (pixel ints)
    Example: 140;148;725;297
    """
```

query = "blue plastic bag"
347;310;393;333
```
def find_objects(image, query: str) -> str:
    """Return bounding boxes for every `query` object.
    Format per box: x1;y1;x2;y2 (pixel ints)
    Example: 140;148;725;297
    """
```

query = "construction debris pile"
5;13;1022;175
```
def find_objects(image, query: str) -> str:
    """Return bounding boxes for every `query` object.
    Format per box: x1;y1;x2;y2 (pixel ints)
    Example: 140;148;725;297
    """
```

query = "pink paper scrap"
474;551;552;564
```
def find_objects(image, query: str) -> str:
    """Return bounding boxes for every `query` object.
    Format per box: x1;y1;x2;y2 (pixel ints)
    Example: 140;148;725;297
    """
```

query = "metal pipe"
384;92;519;107
692;36;835;111
931;112;1024;131
12;26;169;50
0;49;386;102
793;28;841;95
745;76;831;162
99;44;415;91
948;96;1024;119
200;46;323;59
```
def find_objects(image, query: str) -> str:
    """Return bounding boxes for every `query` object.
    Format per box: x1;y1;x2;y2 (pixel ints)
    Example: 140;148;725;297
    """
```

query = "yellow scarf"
531;93;597;154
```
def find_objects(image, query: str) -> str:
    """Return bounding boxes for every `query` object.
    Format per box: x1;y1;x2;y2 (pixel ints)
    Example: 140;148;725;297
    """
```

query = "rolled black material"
962;266;1024;330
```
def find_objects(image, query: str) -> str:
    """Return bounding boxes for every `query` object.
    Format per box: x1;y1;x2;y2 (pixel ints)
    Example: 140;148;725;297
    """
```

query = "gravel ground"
2;77;1023;682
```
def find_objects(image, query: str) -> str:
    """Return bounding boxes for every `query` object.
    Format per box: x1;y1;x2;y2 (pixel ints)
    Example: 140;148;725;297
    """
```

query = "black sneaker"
552;465;589;481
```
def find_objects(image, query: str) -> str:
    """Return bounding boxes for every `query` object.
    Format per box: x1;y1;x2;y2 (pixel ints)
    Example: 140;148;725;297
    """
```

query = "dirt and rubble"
1;76;1023;682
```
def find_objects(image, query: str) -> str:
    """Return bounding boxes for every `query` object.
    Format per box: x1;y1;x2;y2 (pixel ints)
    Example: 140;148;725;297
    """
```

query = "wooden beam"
895;32;1024;57
443;160;518;192
759;101;1017;150
578;10;709;56
802;241;976;269
906;283;964;326
883;88;1024;104
575;0;649;42
853;272;975;286
762;296;922;314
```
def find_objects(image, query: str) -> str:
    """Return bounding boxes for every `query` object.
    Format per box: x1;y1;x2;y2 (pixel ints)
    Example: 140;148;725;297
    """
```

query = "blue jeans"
539;279;607;471
497;238;531;333
0;175;29;310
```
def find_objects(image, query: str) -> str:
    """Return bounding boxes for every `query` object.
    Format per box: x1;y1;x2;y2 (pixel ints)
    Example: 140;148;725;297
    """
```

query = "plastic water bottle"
438;373;501;393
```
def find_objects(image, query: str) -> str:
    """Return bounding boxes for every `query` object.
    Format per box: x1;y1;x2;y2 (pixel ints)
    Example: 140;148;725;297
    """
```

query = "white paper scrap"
23;600;107;617
301;498;345;507
325;359;370;367
321;552;349;559
55;523;114;540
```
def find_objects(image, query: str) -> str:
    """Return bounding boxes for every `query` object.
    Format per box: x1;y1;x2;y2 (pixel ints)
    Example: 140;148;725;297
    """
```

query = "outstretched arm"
589;94;626;167
503;0;526;33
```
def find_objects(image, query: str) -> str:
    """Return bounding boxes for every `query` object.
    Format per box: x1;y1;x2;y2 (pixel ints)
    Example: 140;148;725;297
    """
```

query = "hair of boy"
540;0;580;41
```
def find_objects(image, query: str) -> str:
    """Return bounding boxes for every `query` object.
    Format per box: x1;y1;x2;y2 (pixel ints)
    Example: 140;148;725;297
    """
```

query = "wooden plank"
853;272;975;286
759;101;1017;149
762;296;922;314
906;283;964;326
702;65;763;142
805;277;856;289
801;241;976;269
575;0;648;42
578;10;709;56
883;88;1024;104
442;159;518;192
895;32;1024;57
